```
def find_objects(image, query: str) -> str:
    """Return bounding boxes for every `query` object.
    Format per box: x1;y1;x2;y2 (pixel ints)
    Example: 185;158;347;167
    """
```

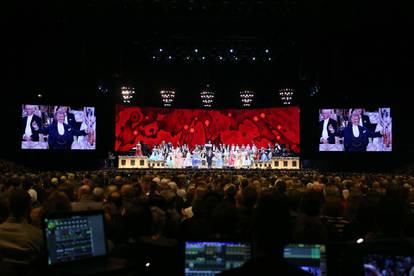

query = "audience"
1;158;414;275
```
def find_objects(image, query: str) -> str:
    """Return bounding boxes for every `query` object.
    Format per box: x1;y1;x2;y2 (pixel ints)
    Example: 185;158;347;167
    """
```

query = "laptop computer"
284;244;327;276
42;210;126;275
184;241;251;275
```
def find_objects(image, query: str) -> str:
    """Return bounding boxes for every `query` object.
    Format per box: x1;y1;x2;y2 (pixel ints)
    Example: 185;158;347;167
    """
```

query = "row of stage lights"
152;48;273;62
122;86;294;107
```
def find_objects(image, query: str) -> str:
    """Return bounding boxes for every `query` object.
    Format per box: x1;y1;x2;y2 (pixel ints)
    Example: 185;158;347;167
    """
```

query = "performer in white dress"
184;151;192;167
149;147;158;161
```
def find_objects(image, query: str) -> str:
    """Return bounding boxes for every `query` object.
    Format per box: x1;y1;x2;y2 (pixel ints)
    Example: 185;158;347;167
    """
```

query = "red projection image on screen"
115;105;300;153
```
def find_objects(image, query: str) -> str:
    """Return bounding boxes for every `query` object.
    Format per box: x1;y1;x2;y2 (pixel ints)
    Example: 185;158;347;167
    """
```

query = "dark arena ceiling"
3;0;410;104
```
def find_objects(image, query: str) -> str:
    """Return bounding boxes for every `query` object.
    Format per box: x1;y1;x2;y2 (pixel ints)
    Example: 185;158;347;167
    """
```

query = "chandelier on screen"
240;90;255;107
278;88;295;105
200;85;215;108
160;90;176;107
121;86;135;104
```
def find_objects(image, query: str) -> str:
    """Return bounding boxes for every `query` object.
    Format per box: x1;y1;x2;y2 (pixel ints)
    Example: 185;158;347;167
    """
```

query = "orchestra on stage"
113;140;297;169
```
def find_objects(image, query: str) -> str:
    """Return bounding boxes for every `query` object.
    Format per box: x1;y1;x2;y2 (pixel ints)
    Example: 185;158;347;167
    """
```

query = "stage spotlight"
194;48;199;53
37;94;42;98
229;49;234;53
265;49;269;53
201;56;205;60
268;57;272;61
121;86;135;104
159;48;163;52
168;55;172;59
240;90;255;107
160;90;176;107
252;57;256;61
278;88;295;105
200;85;215;108
219;56;223;60
152;56;156;59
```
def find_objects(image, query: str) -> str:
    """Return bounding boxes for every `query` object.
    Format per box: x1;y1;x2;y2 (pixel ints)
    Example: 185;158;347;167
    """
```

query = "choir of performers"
134;140;295;169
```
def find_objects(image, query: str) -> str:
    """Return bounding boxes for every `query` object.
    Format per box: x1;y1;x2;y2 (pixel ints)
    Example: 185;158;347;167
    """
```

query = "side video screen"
318;108;392;152
22;105;96;150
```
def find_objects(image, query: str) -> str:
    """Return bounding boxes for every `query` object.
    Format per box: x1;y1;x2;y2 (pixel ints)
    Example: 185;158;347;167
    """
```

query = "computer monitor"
284;244;327;276
43;211;108;265
184;241;251;275
363;254;414;276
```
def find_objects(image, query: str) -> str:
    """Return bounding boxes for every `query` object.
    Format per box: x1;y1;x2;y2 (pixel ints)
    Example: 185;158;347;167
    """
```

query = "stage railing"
118;156;300;169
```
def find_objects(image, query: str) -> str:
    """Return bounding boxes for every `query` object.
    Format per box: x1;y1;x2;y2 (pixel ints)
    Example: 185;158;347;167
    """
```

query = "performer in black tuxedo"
22;105;43;142
32;110;88;150
107;151;116;168
329;112;382;152
352;108;374;132
206;150;214;169
273;143;282;156
57;106;77;130
140;140;149;157
319;109;338;144
205;140;213;152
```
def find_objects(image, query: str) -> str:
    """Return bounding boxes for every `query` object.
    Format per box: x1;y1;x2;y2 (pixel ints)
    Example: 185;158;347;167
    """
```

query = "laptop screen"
364;254;414;276
43;211;107;265
184;241;251;275
284;244;327;276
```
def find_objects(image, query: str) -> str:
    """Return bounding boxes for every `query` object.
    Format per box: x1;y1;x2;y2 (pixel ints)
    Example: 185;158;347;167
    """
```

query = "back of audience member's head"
150;206;166;235
93;187;105;202
223;183;237;201
107;191;122;208
105;185;118;197
7;175;21;189
300;190;323;217
160;189;176;208
58;182;75;202
43;191;72;216
237;186;258;209
252;191;291;256
124;203;153;240
275;180;286;193
323;196;344;217
211;201;239;239
9;188;32;220
77;185;91;200
204;191;224;219
285;189;302;213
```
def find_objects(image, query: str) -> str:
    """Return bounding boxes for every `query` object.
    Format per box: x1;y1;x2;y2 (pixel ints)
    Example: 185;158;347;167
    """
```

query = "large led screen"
115;105;300;154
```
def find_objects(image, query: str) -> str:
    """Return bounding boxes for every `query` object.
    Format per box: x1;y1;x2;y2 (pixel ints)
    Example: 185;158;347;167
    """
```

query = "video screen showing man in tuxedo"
318;108;392;152
21;105;97;150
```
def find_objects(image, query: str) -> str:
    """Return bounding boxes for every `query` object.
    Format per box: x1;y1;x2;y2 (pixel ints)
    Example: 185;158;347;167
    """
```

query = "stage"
117;156;300;170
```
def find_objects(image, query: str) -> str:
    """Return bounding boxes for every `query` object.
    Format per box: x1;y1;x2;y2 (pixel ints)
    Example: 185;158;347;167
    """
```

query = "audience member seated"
0;189;44;266
219;191;312;275
293;189;328;244
71;184;103;211
31;190;72;228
